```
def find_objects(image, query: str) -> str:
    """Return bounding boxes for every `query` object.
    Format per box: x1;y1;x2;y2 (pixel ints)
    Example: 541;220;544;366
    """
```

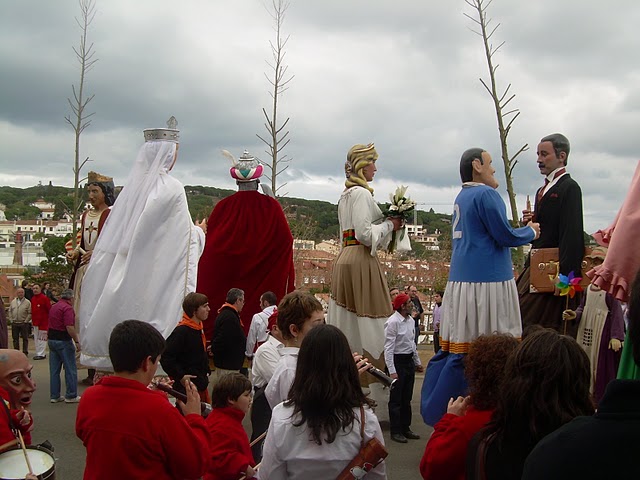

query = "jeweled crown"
143;116;180;142
87;171;113;184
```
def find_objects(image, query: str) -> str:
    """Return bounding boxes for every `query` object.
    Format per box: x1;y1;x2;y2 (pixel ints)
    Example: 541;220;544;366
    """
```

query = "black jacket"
522;380;640;479
161;325;210;394
211;306;246;370
531;174;584;276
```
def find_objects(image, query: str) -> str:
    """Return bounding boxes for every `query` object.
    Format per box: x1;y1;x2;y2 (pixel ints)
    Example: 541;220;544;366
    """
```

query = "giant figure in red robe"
197;150;295;340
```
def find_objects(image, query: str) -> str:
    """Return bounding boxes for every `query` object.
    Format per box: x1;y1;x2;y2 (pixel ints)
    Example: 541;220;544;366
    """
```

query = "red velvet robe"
197;191;295;339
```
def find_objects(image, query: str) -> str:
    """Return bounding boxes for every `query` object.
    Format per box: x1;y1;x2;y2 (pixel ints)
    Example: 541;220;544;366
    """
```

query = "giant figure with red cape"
197;150;295;341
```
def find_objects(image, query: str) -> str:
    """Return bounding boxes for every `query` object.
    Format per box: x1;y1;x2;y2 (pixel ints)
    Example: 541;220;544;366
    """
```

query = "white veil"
97;141;177;256
79;140;205;370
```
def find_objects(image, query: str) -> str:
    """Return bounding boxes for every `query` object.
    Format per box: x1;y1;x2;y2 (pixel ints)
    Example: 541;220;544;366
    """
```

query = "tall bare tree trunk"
257;0;294;196
65;0;97;247
465;0;528;268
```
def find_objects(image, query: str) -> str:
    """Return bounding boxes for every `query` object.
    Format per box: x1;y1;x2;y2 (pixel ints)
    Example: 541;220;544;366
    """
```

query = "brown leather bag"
335;406;388;480
529;247;592;293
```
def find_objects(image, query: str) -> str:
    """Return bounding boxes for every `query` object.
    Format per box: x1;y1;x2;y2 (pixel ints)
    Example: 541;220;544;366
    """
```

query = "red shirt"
48;299;74;333
420;407;493;480
204;406;254;480
76;376;211;480
30;293;51;329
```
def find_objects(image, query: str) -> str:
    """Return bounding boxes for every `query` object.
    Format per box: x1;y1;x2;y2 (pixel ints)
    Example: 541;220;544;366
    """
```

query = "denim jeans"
48;339;78;399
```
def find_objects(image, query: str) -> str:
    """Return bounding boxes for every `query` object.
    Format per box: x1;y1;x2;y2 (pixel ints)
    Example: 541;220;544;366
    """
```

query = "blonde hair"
344;143;378;194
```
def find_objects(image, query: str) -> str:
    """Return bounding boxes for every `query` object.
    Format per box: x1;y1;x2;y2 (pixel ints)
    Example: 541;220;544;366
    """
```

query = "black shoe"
33;355;46;360
403;430;421;440
390;433;408;444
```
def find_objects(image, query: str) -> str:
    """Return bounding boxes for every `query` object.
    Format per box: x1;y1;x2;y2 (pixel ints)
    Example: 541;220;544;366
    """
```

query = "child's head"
109;320;165;373
182;292;209;318
211;372;252;413
464;333;519;410
277;291;324;345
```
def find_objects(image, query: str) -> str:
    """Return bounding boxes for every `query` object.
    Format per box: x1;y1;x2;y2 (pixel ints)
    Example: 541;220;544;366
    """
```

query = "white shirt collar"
267;334;284;348
262;305;277;316
545;166;567;182
392;310;411;322
280;346;299;356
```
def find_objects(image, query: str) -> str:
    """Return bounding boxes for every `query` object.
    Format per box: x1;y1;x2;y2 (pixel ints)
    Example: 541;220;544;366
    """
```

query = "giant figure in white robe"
79;117;206;370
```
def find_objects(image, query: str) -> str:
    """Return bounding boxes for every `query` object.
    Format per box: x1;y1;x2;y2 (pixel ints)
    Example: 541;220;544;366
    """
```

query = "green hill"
0;184;452;246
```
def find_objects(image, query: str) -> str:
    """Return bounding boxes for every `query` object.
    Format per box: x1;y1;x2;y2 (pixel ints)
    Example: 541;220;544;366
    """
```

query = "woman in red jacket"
420;334;518;480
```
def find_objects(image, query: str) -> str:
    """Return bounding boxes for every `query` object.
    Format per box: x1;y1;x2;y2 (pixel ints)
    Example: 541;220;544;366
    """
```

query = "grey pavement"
26;340;434;479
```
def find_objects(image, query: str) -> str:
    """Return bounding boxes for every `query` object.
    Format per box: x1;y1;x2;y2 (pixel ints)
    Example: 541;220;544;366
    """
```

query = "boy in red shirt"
205;372;256;480
76;320;211;480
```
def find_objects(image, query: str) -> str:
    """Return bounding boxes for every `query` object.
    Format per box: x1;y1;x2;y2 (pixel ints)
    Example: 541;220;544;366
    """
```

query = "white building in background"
293;239;315;250
30;199;56;220
0;218;75;267
406;224;424;237
316;239;340;256
0;245;45;267
405;224;440;251
0;219;74;244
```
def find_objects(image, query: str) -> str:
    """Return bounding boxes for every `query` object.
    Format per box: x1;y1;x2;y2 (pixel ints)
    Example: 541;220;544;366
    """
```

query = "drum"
0;446;55;479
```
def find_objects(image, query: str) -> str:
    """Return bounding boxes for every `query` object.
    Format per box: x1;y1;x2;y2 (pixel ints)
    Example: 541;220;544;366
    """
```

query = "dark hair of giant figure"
540;133;570;165
459;147;486;183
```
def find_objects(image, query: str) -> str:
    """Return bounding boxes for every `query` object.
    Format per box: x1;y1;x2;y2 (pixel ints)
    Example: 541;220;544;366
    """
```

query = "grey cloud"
2;0;639;237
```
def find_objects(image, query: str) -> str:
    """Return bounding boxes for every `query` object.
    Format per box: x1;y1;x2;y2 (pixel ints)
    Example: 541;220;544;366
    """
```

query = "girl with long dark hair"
467;328;594;479
259;324;386;479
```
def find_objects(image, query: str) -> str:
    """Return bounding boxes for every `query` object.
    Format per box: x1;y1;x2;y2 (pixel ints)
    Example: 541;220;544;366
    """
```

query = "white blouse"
258;403;387;479
338;187;393;255
264;347;299;409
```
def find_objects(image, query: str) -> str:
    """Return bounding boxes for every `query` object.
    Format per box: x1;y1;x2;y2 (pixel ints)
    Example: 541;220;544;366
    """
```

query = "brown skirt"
330;245;392;319
517;266;580;337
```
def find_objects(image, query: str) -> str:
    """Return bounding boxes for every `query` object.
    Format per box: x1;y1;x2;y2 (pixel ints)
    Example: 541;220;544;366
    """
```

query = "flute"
363;362;397;390
153;382;213;418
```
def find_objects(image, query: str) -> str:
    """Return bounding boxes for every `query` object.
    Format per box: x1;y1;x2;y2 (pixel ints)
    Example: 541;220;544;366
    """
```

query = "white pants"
33;326;47;357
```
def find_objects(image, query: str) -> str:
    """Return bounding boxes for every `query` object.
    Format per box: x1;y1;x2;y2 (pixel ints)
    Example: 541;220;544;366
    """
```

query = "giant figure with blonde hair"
328;144;403;383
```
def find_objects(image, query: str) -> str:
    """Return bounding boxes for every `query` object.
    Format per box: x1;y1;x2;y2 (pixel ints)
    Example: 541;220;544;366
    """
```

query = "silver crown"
143;116;180;142
236;150;260;170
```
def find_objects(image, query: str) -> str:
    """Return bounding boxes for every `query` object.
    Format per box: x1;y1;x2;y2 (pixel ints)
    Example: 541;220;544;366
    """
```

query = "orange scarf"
217;303;244;327
177;313;206;350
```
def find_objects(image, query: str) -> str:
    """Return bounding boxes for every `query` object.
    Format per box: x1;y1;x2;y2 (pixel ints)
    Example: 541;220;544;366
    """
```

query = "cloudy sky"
2;0;639;234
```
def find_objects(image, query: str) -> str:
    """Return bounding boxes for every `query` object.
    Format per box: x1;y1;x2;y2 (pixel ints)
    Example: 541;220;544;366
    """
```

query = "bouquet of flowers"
383;185;416;253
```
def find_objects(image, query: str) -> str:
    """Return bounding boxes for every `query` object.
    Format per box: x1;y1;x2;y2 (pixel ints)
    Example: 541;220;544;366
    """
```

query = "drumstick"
249;431;266;447
17;429;34;475
238;462;261;480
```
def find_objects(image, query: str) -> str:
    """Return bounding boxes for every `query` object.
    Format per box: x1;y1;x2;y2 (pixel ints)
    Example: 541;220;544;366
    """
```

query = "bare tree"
65;0;98;247
257;0;294;196
465;1;527;229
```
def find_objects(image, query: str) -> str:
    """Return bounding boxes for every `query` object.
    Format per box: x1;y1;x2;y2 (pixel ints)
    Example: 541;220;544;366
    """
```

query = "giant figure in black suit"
517;133;584;335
